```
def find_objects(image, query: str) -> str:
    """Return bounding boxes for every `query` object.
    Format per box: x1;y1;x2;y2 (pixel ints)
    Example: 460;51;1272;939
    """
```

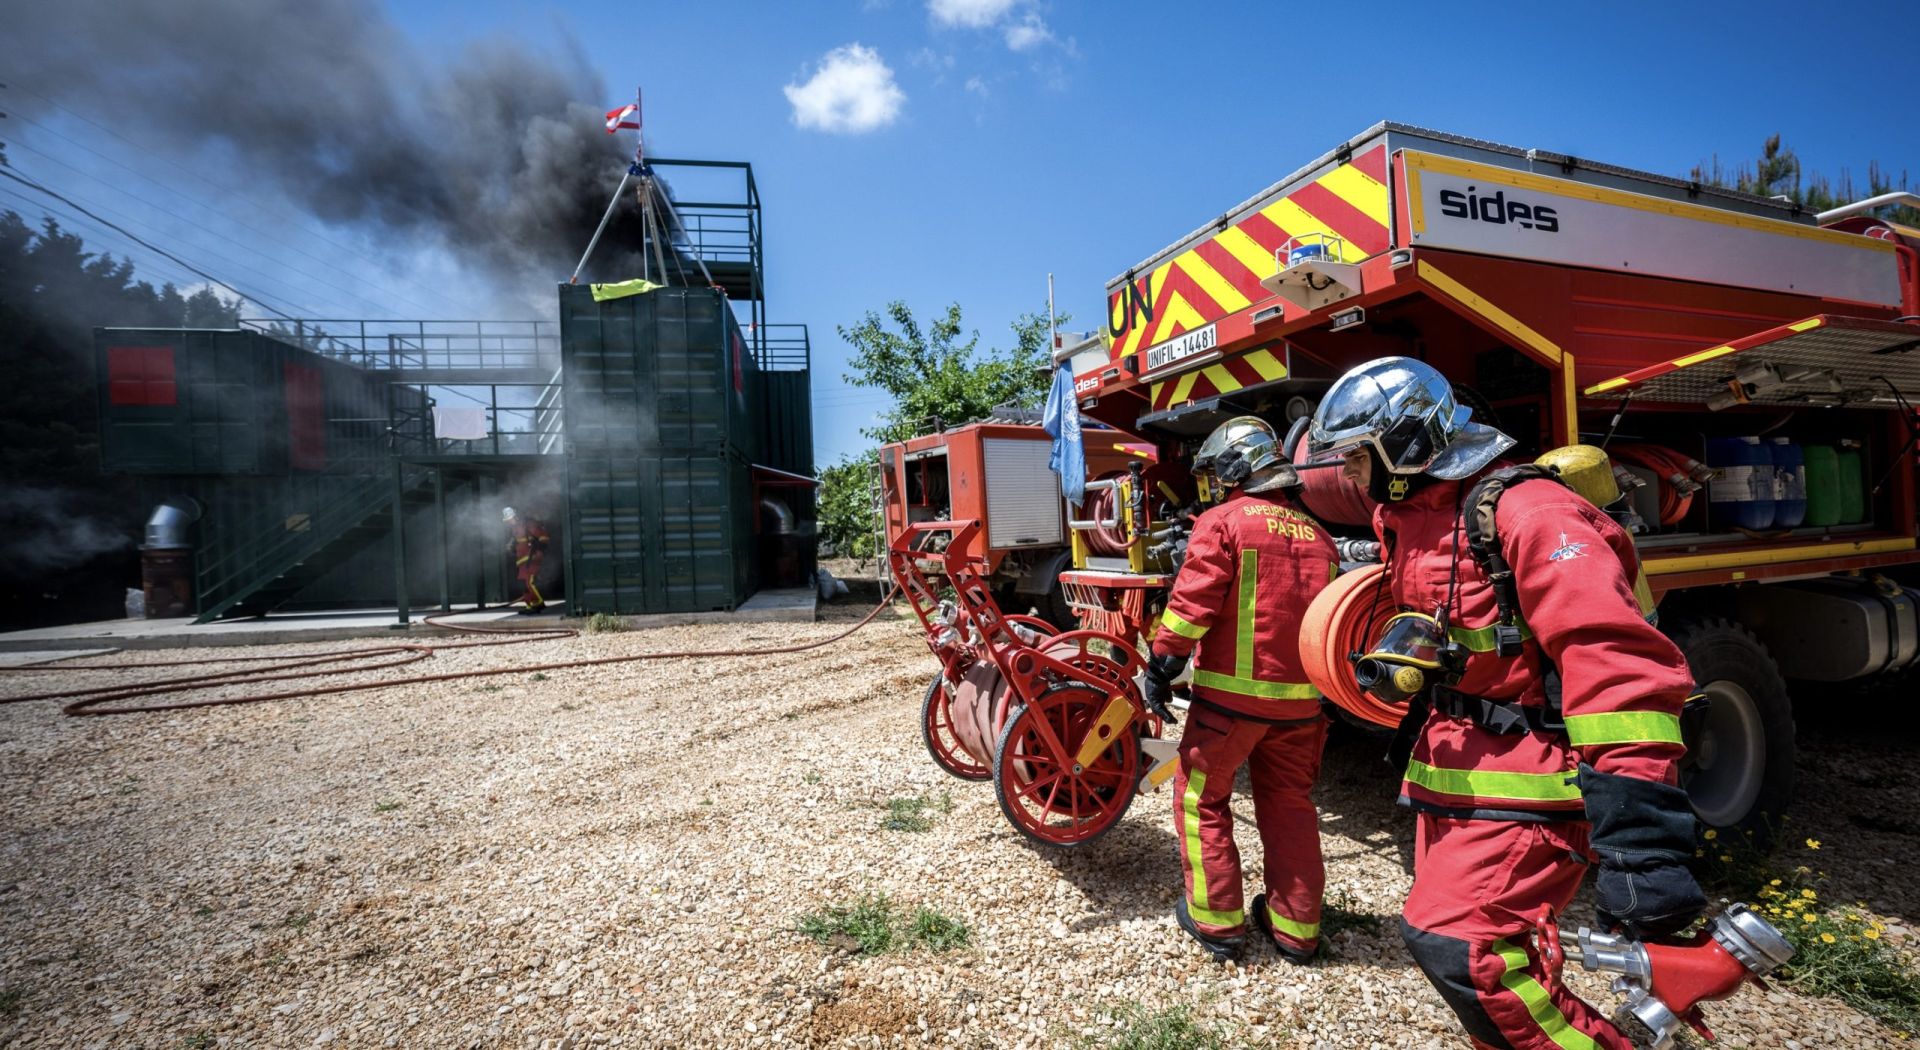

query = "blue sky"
7;0;1918;466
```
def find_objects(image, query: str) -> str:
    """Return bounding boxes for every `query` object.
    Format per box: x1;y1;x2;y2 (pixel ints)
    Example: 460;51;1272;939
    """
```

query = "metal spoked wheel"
992;683;1140;847
921;671;991;781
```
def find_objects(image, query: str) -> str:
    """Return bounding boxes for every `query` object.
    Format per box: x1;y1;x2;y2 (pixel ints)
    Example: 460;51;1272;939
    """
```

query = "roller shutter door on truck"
982;437;1064;549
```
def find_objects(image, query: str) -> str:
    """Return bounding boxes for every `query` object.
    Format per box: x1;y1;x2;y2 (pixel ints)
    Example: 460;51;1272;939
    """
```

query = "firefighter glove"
1141;652;1187;722
1579;764;1707;940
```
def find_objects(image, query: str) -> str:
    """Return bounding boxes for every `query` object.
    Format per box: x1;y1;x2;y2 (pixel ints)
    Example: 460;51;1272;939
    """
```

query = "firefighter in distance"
1308;357;1702;1050
1142;416;1339;964
504;507;550;614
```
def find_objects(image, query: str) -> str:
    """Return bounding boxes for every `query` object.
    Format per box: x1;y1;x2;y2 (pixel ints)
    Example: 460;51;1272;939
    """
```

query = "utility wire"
0;166;297;319
0;185;219;295
3;138;400;318
5;83;455;310
0;180;311;319
4;111;444;317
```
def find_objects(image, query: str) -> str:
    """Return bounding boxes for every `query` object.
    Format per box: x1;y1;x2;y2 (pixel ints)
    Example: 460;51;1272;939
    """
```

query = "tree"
816;455;879;561
838;301;1063;443
1691;135;1919;226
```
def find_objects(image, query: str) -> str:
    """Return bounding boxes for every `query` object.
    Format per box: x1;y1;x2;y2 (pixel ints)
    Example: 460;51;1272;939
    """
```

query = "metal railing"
756;323;810;371
242;319;558;373
407;377;566;456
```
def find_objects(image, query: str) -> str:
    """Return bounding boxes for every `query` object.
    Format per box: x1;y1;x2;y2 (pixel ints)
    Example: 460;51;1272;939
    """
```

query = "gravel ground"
0;603;1914;1049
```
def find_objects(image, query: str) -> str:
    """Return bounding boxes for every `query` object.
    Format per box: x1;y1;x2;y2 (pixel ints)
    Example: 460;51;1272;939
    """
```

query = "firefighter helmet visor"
1308;357;1514;480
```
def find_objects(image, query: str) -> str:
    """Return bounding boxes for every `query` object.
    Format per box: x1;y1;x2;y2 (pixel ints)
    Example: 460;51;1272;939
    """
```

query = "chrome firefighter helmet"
1194;416;1299;494
1307;357;1514;480
502;506;517;522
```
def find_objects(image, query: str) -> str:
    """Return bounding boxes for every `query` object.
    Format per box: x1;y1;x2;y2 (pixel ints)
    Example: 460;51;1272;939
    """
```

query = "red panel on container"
107;345;177;406
285;362;327;471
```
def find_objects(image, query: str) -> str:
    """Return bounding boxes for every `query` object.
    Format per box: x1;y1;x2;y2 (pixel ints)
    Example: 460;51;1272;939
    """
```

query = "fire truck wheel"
1667;618;1795;846
992;684;1139;847
922;672;991;781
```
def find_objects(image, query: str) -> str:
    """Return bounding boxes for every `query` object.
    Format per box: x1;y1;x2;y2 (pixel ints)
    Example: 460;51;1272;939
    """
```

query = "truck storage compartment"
1732;575;1918;680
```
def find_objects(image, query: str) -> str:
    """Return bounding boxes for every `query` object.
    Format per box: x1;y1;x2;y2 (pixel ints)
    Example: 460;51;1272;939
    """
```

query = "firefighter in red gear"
504;507;550;614
1141;416;1340;963
1309;357;1702;1050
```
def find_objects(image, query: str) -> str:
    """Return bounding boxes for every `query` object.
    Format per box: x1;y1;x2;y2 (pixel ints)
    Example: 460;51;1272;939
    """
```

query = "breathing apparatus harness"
1369;465;1570;770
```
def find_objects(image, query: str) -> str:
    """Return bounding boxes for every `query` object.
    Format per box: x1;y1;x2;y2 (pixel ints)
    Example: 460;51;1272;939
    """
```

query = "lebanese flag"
604;103;641;134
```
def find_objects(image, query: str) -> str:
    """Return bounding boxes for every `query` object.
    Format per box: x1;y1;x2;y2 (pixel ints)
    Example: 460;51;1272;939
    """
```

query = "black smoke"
2;0;650;309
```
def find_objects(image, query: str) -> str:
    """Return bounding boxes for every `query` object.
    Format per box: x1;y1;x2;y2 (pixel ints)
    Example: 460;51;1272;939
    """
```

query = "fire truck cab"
1063;121;1920;838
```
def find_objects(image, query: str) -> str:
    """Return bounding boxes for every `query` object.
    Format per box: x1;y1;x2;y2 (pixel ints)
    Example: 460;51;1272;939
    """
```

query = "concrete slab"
0;649;119;666
0;589;818;652
606;587;817;630
0;604;547;653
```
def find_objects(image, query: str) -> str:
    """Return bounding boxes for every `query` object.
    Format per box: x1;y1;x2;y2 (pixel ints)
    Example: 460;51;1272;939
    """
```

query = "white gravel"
0;604;1910;1048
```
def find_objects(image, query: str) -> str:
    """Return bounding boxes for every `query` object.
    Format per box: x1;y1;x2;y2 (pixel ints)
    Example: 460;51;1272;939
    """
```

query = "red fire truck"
889;121;1920;846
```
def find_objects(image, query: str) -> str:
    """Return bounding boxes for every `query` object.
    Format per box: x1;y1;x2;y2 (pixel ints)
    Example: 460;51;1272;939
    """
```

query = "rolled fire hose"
1298;564;1403;728
1081;472;1132;556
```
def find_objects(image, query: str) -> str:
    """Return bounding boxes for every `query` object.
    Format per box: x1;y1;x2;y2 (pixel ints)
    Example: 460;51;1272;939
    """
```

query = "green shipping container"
560;284;759;461
565;450;757;614
96;328;406;477
754;370;815;476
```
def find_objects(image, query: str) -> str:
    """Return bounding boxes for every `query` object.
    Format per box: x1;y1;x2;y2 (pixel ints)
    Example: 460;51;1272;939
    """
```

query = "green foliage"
1079;1003;1234;1050
796;893;899;956
796;892;972;956
817;454;880;560
582;612;627;633
880;792;951;833
1691;134;1919;226
1696;830;1920;1034
907;906;971;952
838;301;1062;444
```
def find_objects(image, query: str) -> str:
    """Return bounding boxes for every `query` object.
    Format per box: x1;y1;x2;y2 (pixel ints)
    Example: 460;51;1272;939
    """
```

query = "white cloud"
783;44;906;134
927;0;1019;28
1002;13;1053;51
963;75;988;96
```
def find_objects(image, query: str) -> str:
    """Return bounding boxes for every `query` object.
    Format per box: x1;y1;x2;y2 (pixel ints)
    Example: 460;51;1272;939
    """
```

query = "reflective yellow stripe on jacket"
1564;710;1683;748
1402;759;1583;804
1161;608;1208;640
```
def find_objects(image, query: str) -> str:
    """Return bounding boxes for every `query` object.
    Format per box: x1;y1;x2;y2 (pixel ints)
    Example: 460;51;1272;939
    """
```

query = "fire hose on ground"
0;591;899;717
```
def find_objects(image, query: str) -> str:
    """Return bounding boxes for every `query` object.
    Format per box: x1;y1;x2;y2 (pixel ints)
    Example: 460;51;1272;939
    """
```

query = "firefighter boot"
1250;893;1318;965
1175;899;1245;963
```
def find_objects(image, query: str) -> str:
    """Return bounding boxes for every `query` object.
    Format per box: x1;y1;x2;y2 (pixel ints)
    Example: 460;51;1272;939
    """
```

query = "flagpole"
1046;272;1057;363
569;89;645;285
569;169;631;285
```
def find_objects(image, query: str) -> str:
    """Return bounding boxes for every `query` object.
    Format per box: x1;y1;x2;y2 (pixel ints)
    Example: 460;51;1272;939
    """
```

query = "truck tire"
1665;618;1795;845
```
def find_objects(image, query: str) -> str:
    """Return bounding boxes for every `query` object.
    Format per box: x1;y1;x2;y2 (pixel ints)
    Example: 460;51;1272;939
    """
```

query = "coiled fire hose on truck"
1080;471;1132;556
0;590;899;717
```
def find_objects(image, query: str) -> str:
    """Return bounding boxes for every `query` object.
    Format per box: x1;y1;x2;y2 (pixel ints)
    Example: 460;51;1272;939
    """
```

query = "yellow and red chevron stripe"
1108;146;1390;363
1148;344;1288;412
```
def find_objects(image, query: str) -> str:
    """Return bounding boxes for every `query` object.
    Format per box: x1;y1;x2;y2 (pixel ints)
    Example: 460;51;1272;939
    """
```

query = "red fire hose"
1081;472;1132;556
1298;564;1403;728
0;591;899;717
1611;444;1708;527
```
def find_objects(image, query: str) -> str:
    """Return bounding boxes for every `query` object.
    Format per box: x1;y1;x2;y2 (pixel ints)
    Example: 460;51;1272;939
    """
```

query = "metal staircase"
192;466;436;623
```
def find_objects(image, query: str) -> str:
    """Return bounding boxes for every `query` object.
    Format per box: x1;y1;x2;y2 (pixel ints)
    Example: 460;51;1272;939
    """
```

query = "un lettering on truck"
982;438;1065;548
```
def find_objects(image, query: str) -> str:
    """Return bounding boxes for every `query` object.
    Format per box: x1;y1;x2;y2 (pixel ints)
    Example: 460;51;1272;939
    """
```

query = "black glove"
1141;652;1187;722
1579;764;1708;940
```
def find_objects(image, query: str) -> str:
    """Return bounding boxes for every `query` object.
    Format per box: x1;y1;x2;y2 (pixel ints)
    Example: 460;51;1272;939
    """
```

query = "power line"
5;84;456;310
0;165;297;319
3;138;405;317
4;109;445;317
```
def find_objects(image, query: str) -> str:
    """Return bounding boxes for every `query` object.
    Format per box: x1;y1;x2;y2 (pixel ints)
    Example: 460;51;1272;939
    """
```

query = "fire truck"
888;121;1920;846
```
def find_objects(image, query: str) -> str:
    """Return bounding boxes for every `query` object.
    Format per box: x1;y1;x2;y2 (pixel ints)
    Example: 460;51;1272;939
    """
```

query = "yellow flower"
1720;854;1733;862
1822;933;1837;944
1803;913;1819;924
1770;879;1782;886
1806;838;1822;850
1705;829;1718;841
1801;889;1817;900
1866;928;1882;940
